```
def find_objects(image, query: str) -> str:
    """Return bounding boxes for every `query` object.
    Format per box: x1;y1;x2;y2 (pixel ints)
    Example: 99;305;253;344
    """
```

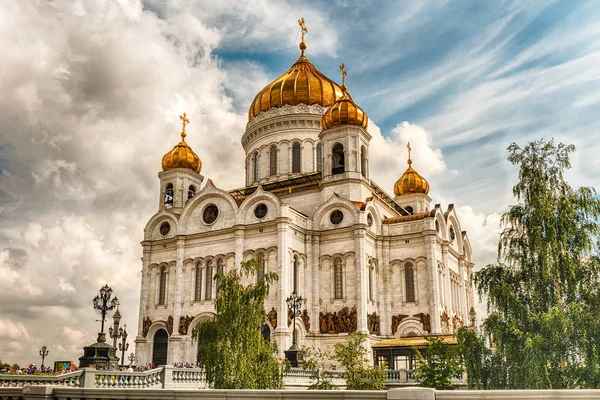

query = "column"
441;246;451;313
379;238;392;336
234;227;244;270
274;216;291;356
425;234;441;333
312;234;321;335
459;258;468;321
355;228;368;333
135;245;151;364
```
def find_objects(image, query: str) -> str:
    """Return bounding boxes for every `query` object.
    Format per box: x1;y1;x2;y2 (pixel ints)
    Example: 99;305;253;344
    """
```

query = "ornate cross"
179;112;190;138
340;63;347;88
407;142;412;164
298;18;307;43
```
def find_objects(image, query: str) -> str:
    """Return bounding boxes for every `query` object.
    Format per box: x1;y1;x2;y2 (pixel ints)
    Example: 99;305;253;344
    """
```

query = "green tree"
332;331;387;390
300;346;337;390
193;257;287;389
414;336;463;390
473;139;600;389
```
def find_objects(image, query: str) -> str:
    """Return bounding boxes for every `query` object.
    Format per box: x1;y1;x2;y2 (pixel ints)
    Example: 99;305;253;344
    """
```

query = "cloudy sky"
1;0;599;366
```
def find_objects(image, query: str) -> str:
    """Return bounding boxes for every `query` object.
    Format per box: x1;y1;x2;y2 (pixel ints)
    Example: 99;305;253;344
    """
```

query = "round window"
367;213;373;227
254;203;268;219
159;222;170;236
330;210;344;225
203;204;219;225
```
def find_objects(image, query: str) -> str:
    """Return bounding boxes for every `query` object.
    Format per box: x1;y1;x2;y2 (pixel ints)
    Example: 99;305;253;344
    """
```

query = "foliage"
414;336;463;390
471;139;600;389
300;346;337;390
193;257;287;389
332;331;387;390
455;328;505;389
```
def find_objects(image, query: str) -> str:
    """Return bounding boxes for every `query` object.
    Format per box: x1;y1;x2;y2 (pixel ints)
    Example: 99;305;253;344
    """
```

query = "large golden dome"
248;45;343;122
162;113;202;174
394;143;429;196
321;65;368;130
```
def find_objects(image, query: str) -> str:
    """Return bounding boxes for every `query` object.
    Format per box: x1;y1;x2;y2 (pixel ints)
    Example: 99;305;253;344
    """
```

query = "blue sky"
0;0;598;366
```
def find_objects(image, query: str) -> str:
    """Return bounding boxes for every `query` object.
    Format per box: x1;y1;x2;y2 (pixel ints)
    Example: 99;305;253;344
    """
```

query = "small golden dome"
394;143;429;196
162;113;202;174
321;64;368;130
248;26;343;123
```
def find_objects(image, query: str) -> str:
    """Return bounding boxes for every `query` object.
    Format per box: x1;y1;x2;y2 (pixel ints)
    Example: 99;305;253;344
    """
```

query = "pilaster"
425;235;441;333
354;228;368;333
274;214;291;356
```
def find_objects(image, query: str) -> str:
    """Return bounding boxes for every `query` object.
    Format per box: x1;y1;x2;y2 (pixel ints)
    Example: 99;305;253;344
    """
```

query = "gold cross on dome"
407;142;412;164
298;18;307;42
179;112;190;138
340;63;347;88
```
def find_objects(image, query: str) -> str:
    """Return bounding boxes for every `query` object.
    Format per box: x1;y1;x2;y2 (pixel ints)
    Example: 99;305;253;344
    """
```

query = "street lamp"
284;290;303;367
39;345;49;370
93;284;118;343
118;324;129;365
469;306;477;331
128;352;135;366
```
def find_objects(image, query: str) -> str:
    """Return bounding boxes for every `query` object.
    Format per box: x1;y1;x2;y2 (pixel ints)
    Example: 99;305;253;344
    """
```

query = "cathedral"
134;21;475;368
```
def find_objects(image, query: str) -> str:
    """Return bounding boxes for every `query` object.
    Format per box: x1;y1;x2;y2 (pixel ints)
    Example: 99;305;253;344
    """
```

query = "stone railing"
0;370;82;388
93;367;163;389
170;367;206;388
7;387;600;400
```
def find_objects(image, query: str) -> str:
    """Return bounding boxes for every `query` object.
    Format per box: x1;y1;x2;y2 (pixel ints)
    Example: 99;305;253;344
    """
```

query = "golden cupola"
394;143;430;196
247;18;344;123
321;63;368;130
162;113;202;174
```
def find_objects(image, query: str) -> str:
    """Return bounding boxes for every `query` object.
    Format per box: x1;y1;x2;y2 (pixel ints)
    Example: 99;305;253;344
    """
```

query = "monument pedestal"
78;333;119;370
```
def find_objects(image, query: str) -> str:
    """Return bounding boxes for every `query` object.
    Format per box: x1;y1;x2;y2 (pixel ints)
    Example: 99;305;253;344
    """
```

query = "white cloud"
0;319;31;342
368;120;447;196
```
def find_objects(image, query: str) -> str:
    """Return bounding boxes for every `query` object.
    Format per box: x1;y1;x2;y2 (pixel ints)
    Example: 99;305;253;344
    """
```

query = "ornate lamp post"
118;324;129;365
39;345;49;370
469;306;477;331
284;290;303;367
128;352;135;366
93;284;118;343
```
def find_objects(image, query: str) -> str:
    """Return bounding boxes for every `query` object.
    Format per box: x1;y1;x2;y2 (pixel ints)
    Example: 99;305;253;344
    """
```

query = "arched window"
194;263;202;301
216;259;224;294
450;227;456;243
188;185;196;200
316;143;322;171
405;206;414;214
332;143;345;175
257;254;265;282
361;146;367;178
159;266;167;305
253;151;259;182
293;256;299;292
405;263;415;302
368;261;374;301
334;259;343;299
205;261;213;300
292;143;301;173
269;146;277;176
164;183;174;207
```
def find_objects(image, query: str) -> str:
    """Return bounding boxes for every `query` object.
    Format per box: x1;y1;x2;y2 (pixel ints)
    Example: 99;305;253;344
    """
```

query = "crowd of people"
1;364;57;375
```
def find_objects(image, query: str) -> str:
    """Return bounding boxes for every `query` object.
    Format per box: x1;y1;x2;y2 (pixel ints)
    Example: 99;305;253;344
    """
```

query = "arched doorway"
152;329;168;366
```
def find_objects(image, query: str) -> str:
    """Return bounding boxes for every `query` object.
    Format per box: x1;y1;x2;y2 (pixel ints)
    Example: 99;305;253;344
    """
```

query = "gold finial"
179;112;190;139
340;63;347;92
123;323;127;331
115;300;120;311
298;18;308;55
407;142;412;165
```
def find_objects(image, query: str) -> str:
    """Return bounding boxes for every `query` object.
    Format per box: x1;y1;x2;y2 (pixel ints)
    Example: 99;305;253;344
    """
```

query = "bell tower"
319;64;371;183
159;113;204;213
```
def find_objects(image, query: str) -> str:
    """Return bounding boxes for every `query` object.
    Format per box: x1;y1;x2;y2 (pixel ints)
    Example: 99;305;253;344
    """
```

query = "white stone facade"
134;104;475;366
